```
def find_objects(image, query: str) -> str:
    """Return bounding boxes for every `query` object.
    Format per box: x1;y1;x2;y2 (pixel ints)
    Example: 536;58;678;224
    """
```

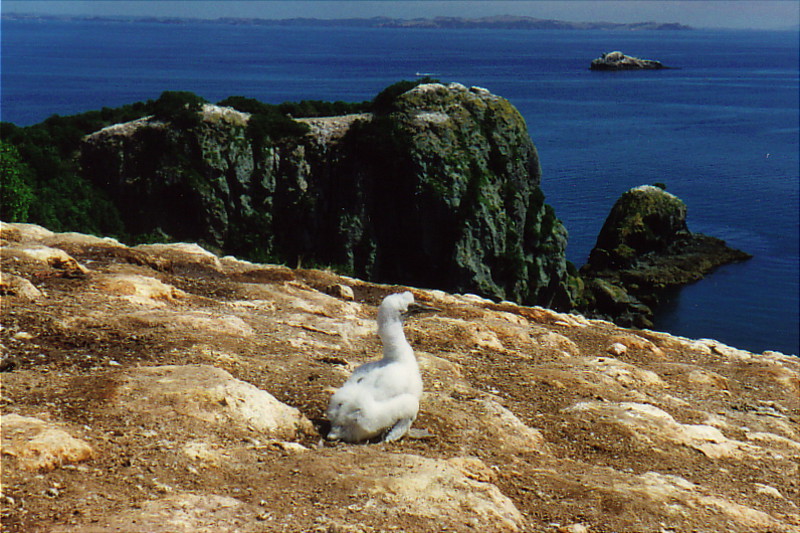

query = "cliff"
1;222;798;532
79;83;578;310
580;185;752;327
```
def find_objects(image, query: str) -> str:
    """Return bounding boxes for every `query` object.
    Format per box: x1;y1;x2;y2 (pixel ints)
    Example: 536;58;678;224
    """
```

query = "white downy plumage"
327;291;438;443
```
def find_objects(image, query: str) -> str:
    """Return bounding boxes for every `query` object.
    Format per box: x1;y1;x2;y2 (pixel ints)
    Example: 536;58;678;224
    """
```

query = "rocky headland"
590;51;667;71
80;83;579;311
1;221;798;532
579;185;752;328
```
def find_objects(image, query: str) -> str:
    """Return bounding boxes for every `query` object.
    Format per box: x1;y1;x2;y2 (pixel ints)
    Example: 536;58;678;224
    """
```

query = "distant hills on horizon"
2;13;693;31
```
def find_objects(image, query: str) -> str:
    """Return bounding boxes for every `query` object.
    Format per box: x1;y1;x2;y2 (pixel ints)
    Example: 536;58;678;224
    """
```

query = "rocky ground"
1;222;798;532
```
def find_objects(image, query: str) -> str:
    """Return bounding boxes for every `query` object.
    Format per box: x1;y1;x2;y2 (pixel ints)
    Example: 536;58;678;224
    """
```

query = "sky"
2;1;799;30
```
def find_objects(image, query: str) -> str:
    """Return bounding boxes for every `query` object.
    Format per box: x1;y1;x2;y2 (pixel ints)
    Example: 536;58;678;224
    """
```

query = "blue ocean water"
2;20;798;355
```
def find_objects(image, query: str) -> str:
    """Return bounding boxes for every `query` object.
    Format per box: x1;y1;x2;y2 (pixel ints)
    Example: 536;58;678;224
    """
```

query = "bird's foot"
381;418;414;442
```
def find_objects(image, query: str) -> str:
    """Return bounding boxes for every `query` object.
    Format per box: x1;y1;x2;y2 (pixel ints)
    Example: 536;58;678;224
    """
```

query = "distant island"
2;13;693;31
590;51;668;70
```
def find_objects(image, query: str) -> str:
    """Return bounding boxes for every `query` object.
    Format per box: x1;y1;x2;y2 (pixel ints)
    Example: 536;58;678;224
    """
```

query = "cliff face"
80;84;576;310
2;223;798;533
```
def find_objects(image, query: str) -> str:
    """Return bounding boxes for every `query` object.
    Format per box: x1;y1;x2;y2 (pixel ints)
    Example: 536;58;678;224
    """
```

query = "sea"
1;19;798;355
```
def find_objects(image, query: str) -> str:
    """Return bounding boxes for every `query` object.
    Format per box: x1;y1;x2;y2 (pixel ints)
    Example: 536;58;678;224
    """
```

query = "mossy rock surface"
590;185;689;270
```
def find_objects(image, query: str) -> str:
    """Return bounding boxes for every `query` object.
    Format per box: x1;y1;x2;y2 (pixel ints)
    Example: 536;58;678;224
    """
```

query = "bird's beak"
403;301;441;319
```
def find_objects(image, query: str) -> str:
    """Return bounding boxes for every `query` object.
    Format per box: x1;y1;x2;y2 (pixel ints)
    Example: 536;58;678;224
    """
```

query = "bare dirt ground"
1;222;799;532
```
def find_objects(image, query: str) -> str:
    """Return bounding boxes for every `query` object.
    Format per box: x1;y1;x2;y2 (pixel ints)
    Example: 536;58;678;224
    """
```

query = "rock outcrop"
590;51;666;70
2;222;798;532
79;84;577;310
580;185;752;327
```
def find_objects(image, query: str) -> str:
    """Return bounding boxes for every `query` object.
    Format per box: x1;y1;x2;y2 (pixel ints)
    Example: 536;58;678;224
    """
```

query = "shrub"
152;91;206;129
0;141;35;221
218;96;309;145
371;77;439;114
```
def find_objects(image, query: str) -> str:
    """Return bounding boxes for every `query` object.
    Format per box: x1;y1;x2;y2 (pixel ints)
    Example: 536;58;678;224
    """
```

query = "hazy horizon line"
3;11;798;32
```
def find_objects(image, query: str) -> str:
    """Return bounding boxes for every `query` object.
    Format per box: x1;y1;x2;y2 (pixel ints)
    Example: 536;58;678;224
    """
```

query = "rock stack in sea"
579;185;752;327
590;51;666;70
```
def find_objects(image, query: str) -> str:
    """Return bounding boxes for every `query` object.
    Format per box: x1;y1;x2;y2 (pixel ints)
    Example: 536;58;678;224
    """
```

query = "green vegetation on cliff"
0;141;34;222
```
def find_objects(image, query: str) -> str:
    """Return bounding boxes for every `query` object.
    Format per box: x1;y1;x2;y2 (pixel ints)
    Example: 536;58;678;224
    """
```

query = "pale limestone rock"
566;401;758;459
534;330;581;356
585;357;666;388
268;441;308;454
201;103;250;126
182;440;224;467
155;310;255;337
251;281;362;320
447;456;498;483
368;453;524;532
745;431;800;451
1;414;95;471
558;524;590;533
418;352;466;393
51;493;259;533
425;393;547;455
610;333;664;357
15;245;89;275
487;310;529;328
325;283;355;300
608;342;627;356
471;399;547;454
298;113;371;144
229;299;277;312
524;306;602;328
135;242;223;270
116;365;313;439
459;293;495;304
62;309;255;339
698;338;753;359
44;231;125;249
423;288;465;307
609;471;790;532
95;273;186;306
2;222;55;241
0;221;23;241
698;493;791;531
430;316;506;351
687;369;730;390
0;273;43;300
755;483;785;499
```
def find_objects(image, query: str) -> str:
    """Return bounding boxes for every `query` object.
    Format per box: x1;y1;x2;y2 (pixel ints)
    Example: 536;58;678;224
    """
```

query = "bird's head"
378;291;440;326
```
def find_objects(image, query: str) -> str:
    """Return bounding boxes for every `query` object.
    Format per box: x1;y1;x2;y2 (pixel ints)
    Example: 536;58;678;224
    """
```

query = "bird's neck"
379;321;415;363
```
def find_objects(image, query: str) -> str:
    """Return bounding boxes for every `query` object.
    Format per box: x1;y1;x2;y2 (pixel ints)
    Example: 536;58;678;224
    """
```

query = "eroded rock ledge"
1;222;797;532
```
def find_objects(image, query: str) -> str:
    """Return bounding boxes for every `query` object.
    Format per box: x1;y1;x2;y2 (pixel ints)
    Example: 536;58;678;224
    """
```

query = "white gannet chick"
327;291;439;443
